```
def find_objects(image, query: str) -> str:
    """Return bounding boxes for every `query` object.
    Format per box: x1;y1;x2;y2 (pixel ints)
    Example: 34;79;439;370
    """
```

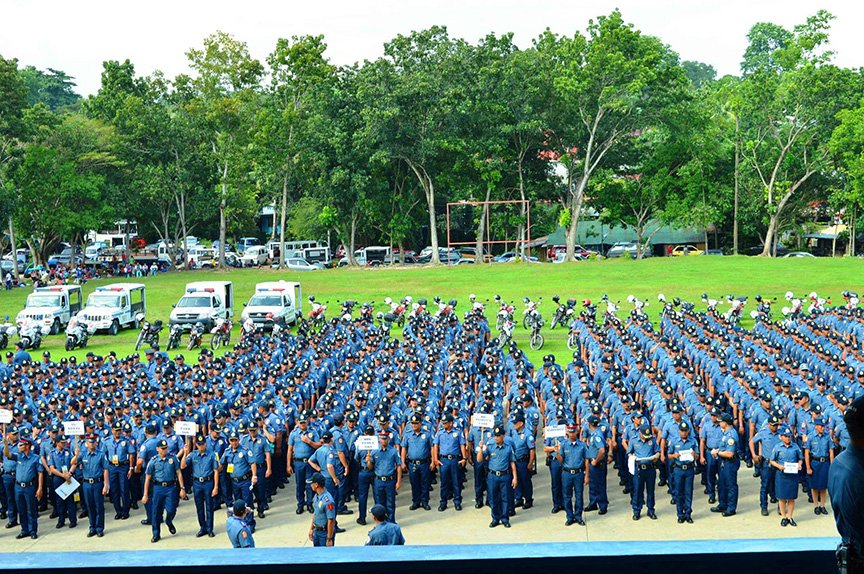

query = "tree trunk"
218;159;228;268
565;173;587;261
349;211;358;266
475;186;491;263
733;117;740;255
8;216;19;279
403;158;440;265
516;153;527;261
279;156;289;269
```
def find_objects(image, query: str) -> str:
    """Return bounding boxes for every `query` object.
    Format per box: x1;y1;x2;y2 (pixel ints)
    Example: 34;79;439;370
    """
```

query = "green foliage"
18;66;81;111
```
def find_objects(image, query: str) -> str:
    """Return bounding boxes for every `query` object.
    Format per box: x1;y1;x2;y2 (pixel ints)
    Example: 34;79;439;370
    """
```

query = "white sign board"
544;425;567;439
63;421;85;436
627;453;636;476
0;409;12;424
355;435;380;451
55;477;80;500
471;413;495;429
679;449;695;463
783;461;799;474
175;421;198;437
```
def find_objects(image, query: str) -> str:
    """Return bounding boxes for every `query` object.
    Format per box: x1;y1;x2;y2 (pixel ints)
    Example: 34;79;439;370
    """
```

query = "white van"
241;245;269;267
16;285;83;334
76;283;146;335
241;281;302;328
169;281;234;330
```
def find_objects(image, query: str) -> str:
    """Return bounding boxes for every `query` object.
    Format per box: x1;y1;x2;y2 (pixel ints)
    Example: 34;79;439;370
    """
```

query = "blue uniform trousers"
230;478;256;528
632;466;656;514
439;458;462;505
718;458;739;512
514;460;533;505
408;461;432;506
373;476;397;523
549;458;563;509
759;462;776;510
192;479;214;533
219;470;232;507
108;466;130;517
292;460;313;509
15;484;37;535
588;462;609;511
52;477;77;526
312;528;330;546
705;452;720;497
2;474;17;524
487;472;509;522
151;484;179;537
673;465;694;519
142;476;153;523
562;469;585;521
356;470;374;520
253;469;267;513
82;480;105;534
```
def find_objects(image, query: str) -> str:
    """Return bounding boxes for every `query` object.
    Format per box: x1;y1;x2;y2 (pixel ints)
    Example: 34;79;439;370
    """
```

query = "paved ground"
1;460;836;552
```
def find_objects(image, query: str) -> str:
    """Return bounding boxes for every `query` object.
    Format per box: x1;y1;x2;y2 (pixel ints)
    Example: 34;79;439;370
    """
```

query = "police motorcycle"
626;294;649;322
498;311;515;350
134;313;163;351
657;294;682;320
433;296;457;321
701;293;720;317
550;295;576;329
339;300;356;321
522;297;541;329
64;317;95;351
166;322;183;351
782;291;804;320
528;307;545;351
841;290;859;313
0;316;16;350
187;322;205;350
269;314;289;337
601;294;620;326
210;317;232;350
409;298;429;320
467;294;486;316
723;295;746;327
376;311;396;338
18;318;49;350
307;296;327;331
807;291;828;315
749;295;774;323
493;295;509;331
359;301;376;324
384;296;408;328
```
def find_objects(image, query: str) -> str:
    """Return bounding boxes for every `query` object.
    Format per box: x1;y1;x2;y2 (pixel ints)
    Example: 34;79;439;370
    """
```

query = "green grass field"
0;256;858;364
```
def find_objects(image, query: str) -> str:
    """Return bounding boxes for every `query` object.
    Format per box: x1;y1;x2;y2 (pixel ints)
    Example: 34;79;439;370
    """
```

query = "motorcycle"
134;313;163;351
528;308;545;350
18;319;49;350
626;294;649;322
841;290;860;313
723;295;746;326
307;296;327;331
376;311;395;337
384;297;408;328
522;297;540;330
210;317;232;350
550;296;576;329
269;314;288;337
187;322;205;351
0;316;16;350
807;291;828;315
64;317;94;351
658;294;681;320
433;296;457;320
409;298;428;320
498;314;515;350
240;317;256;340
360;302;375;324
601;294;620;326
166;323;183;351
749;295;774;323
701;293;720;316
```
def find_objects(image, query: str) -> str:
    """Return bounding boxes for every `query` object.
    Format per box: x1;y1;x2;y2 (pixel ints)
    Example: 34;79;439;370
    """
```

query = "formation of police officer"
0;290;862;547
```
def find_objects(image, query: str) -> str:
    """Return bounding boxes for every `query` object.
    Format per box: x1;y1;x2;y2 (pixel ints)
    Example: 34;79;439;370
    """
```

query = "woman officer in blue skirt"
771;427;803;527
805;417;833;515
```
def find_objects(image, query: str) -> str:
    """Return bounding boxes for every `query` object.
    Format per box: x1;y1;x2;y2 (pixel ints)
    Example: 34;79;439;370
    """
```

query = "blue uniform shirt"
559;439;588;470
222;447;254;479
508;427;536;459
48;448;74;474
828;445;864;554
628;436;660;461
719;428;739;455
312;490;336;527
401;430;433;461
226;515;255;548
79;447;108;480
669;435;698;466
434;428;465;456
188;449;219;479
771;442;802;465
146;454;180;482
104;436;133;466
288;427;319;459
483;440;515;472
806;431;832;458
366;521;405;545
11;451;40;483
370;445;400;476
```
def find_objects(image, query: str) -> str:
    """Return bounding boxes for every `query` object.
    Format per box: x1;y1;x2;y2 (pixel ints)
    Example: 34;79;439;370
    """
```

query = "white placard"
63;421;85;436
175;421;198;437
679;449;694;463
544;425;567;439
55;477;80;500
783;461;799;474
627;453;636;476
355;435;380;451
0;409;12;424
471;413;495;429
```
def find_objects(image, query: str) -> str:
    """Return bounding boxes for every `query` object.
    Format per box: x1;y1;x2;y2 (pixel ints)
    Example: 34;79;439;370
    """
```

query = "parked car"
285;257;323;271
238;237;261;252
606;242;652;259
416;248;461;264
701;249;724;256
48;247;83;266
552;252;587;263
671;245;704;256
546;244;595;260
493;251;540;263
457;247;491;262
783;251;816;258
746;243;790;257
240;245;269;267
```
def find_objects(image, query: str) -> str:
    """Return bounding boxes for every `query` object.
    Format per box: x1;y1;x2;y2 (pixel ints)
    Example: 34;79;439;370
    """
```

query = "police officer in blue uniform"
711;412;739;517
181;435;219;537
226;499;254;548
104;421;133;520
47;435;77;529
750;415;782;516
366;503;405;545
770;427;802;526
584;415;608;514
368;431;401;523
433;414;466;512
2;426;20;529
221;431;257;531
628;423;660;521
478;425;516;528
308;472;336;546
829;395;864;574
142;438;187;542
400;414;433;511
75;434;108;537
668;422;698;523
287;415;319;514
509;415;536;511
4;435;42;539
805;417;833;516
354;426;377;526
555;424;589;526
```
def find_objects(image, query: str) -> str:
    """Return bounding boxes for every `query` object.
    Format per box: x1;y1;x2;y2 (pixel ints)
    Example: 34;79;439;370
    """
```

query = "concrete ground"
1;461;835;552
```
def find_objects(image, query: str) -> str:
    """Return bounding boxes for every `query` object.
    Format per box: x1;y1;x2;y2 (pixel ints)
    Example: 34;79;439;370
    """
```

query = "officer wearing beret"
711;412;739;517
478;425;516;528
181;435;219;537
226;500;254;548
4;434;42;539
366;503;405;545
74;434;108;537
668;422;698;523
142;438;187;542
556;424;589;526
308;472;336;546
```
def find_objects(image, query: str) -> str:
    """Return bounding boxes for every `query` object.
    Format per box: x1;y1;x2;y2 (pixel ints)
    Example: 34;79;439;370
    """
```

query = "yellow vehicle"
671;245;703;256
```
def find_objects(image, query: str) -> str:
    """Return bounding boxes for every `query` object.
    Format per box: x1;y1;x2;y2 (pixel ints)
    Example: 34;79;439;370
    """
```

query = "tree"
830;99;864;256
0;54;29;279
682;60;717;89
18;66;81;110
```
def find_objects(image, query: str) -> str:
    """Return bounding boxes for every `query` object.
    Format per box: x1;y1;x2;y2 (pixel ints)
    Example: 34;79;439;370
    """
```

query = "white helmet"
785;291;794;301
627;295;635;304
809;291;818;300
384;297;392;305
657;293;666;302
781;306;791;316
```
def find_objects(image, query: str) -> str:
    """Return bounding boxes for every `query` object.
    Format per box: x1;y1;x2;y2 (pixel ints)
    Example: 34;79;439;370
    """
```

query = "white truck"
76;283;146;335
16;285;83;334
169;281;234;331
241;281;302;329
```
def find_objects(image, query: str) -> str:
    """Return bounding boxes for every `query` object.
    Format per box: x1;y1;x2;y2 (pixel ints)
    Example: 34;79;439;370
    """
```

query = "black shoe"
422;504;431;511
575;519;585;526
678;517;685;523
141;519;151;525
121;514;129;520
257;511;265;519
69;522;77;528
49;512;58;519
151;535;160;543
523;501;533;510
15;532;28;539
0;512;5;520
745;460;753;468
814;507;821;515
708;496;716;504
658;480;667;487
789;518;797;527
167;523;176;535
31;533;38;539
761;508;770;516
623;488;631;494
87;531;96;538
131;503;139;510
208;531;215;537
508;509;515;517
335;526;346;534
196;530;206;538
565;519;574;526
633;513;640;521
514;500;523;508
686;517;693;523
409;504;420;511
722;511;736;517
296;507;304;515
489;520;499;528
551;506;562;514
79;511;88;519
114;514;121;520
770;497;777;504
584;504;598;512
6;522;18;529
438;504;447;512
474;501;482;509
648;511;657;520
357;517;367;525
454;503;462;511
502;521;511;528
703;488;710;495
598;508;608;515
781;518;789;527
710;506;724;513
56;523;65;529
670;499;676;505
307;505;313;513
96;532;103;538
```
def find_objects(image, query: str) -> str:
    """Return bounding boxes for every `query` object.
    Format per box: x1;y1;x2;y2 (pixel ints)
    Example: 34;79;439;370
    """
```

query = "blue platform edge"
0;536;840;570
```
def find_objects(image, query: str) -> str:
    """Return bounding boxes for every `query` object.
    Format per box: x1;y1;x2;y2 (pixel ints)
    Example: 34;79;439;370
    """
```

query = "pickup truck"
76;283;146;335
241;281;302;329
16;285;83;334
169;281;234;331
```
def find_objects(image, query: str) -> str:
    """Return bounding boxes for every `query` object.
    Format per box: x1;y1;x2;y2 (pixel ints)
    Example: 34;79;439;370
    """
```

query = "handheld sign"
544;425;566;439
0;409;12;424
783;462;799;475
63;421;85;436
175;421;198;437
471;413;495;429
355;435;380;451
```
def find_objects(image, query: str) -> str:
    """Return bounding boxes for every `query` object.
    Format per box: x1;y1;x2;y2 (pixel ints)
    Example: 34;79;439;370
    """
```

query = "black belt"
313;525;327;531
638;463;655;471
676;464;693;471
409;459;430;465
109;462;123;466
516;456;530;462
17;480;34;488
490;470;509;476
563;468;584;475
293;457;310;463
376;474;395;481
84;478;103;484
442;454;459;460
814;456;829;463
157;481;176;487
234;472;252;482
195;475;214;482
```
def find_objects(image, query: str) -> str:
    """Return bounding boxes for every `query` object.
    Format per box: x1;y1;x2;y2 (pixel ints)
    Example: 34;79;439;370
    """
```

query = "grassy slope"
0;256;857;364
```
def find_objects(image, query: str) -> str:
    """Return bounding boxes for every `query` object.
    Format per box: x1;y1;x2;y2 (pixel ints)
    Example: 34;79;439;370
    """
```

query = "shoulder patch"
727;438;735;446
